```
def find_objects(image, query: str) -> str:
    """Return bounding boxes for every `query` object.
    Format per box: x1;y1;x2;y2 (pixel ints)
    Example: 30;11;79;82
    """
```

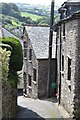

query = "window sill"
62;36;65;39
66;80;71;86
24;48;28;50
60;71;64;75
28;60;32;63
24;57;27;60
32;80;37;85
28;86;32;89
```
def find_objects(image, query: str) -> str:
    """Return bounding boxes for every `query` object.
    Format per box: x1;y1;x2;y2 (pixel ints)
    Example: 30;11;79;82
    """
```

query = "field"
21;12;43;21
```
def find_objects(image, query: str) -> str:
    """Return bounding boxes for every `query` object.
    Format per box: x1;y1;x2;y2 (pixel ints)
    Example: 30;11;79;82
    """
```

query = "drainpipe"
58;8;67;104
59;24;62;104
47;0;54;98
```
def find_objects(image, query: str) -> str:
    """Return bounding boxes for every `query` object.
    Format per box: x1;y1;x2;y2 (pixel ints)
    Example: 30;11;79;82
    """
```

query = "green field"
12;19;22;26
21;12;43;21
1;14;23;30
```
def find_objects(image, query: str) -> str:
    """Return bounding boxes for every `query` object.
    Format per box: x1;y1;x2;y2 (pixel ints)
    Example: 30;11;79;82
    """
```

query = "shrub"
0;47;11;81
1;37;23;71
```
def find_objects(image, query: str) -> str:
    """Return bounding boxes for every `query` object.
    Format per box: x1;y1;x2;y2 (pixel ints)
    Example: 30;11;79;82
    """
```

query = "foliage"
9;3;20;12
9;71;20;86
0;47;11;81
21;12;43;21
1;37;23;71
37;17;50;25
0;3;20;15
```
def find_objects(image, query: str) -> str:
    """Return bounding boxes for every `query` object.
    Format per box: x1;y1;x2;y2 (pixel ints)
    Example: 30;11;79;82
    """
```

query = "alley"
16;93;62;119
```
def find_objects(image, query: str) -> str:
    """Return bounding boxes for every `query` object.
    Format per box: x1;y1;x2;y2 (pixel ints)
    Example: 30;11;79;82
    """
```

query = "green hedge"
0;37;23;71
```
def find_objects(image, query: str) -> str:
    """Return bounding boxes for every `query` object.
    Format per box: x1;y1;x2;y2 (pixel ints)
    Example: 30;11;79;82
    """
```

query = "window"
24;48;27;57
57;28;59;37
63;23;65;37
62;55;64;71
29;49;32;60
68;58;71;80
33;68;36;81
28;74;31;86
23;72;27;93
24;42;27;48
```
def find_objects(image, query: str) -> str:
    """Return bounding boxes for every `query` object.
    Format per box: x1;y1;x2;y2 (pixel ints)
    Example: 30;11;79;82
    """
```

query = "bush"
1;37;23;71
0;47;11;81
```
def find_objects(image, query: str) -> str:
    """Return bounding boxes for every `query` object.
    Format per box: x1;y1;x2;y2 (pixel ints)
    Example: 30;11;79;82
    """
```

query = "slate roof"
0;25;23;48
62;0;80;6
25;26;56;59
67;0;80;2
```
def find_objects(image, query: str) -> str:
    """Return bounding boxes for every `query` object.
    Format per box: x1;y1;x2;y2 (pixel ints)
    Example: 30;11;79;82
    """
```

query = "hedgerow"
1;37;23;71
0;37;23;85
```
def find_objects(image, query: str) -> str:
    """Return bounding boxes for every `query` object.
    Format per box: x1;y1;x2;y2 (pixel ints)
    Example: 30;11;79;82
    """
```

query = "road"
16;94;63;119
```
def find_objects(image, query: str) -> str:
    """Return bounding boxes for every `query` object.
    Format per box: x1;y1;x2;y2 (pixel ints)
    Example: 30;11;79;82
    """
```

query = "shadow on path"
39;96;58;103
15;105;45;119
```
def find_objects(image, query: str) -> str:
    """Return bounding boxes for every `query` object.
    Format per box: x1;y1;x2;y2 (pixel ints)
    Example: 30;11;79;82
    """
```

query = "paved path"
16;95;63;119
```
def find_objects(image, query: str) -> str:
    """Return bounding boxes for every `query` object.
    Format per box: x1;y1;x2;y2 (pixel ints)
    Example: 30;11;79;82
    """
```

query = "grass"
5;24;17;30
21;12;43;21
2;15;23;30
12;19;22;26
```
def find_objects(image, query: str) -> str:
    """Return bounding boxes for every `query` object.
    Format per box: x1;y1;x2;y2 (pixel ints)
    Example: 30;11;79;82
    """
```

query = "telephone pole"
47;0;55;97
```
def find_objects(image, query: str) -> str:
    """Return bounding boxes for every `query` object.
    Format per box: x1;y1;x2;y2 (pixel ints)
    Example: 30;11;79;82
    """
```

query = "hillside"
16;3;59;17
0;3;60;37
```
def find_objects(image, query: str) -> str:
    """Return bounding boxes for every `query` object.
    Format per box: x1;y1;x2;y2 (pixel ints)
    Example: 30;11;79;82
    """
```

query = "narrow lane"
16;94;62;119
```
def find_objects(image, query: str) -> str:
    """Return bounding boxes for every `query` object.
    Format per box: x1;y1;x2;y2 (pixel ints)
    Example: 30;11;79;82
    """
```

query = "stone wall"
57;17;80;118
73;17;80;118
24;35;38;98
2;80;17;118
38;59;56;98
0;48;17;119
0;77;2;120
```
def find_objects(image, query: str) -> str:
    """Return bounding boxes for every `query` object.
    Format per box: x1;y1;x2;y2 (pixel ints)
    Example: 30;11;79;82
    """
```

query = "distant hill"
0;3;60;37
16;3;59;17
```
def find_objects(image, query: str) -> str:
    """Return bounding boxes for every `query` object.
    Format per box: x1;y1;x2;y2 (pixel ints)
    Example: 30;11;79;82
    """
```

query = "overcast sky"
0;0;67;6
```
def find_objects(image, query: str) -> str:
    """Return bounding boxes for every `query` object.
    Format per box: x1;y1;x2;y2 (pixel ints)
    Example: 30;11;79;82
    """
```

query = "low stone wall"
2;80;17;118
0;47;17;119
0;80;2;120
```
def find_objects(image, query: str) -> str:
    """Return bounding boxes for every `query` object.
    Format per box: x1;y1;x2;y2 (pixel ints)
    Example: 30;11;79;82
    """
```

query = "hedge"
0;37;23;71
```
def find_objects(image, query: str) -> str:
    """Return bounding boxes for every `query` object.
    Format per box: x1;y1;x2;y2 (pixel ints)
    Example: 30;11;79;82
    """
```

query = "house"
23;25;56;98
0;25;24;90
54;0;80;118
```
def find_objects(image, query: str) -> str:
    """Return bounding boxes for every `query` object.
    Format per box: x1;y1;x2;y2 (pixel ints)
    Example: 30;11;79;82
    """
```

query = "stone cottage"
54;0;80;118
23;25;56;98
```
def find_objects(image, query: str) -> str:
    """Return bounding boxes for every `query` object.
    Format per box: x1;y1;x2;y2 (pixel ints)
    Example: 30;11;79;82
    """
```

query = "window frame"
28;74;31;87
29;49;32;60
67;57;71;80
62;55;64;71
33;68;37;82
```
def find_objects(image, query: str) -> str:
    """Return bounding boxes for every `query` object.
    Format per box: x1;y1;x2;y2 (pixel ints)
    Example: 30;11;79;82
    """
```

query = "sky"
0;0;67;6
